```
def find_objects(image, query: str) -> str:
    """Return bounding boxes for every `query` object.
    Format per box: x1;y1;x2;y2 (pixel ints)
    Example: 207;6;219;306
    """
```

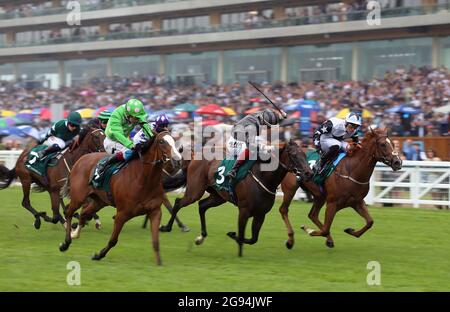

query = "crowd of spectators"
0;66;449;151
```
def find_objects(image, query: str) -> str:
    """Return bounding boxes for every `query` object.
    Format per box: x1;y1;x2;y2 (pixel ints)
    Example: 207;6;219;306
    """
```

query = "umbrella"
174;111;189;119
336;108;373;119
94;105;115;117
433;104;450;114
174;103;198;112
0;117;19;127
40;108;52;120
223;107;237;116
201;119;221;126
17;125;40;140
196;104;228;116
76;108;96;119
19;109;33;114
1;110;16;117
284;99;320;112
385;104;421;114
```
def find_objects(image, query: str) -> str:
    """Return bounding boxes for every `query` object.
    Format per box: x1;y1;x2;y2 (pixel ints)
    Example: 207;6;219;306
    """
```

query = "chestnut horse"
0;128;105;229
59;131;181;265
160;139;313;257
278;127;402;249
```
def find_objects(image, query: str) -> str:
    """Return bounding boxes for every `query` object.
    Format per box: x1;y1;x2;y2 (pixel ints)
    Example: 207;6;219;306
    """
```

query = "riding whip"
248;81;287;119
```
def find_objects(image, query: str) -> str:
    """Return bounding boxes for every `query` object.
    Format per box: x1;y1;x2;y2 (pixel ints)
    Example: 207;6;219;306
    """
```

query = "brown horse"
160;139;313;257
0;128;105;229
278;127;402;249
59;131;181;265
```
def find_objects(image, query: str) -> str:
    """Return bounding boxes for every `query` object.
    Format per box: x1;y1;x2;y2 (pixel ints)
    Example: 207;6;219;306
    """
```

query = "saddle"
90;156;128;193
25;145;64;178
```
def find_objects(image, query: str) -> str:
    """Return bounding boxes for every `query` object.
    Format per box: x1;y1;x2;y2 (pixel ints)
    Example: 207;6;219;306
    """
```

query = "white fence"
1;150;449;209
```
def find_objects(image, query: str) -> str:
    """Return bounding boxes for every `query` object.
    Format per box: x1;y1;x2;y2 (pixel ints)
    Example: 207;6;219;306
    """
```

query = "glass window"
17;61;59;89
112;55;160;77
65;58;107;87
358;38;432;80
166;52;219;86
0;63;14;81
440;36;450;69
288;43;352;82
223;48;282;84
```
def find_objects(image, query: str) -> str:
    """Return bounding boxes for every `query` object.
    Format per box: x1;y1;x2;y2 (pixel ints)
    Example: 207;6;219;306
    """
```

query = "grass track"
0;187;449;291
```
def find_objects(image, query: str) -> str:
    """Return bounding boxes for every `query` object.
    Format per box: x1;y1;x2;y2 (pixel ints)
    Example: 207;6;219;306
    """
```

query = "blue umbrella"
385;104;421;114
284;99;320;112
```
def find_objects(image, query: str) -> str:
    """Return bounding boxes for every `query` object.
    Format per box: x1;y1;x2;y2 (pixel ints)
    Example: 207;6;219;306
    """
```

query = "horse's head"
142;131;182;164
82;128;106;153
281;139;314;181
366;127;402;171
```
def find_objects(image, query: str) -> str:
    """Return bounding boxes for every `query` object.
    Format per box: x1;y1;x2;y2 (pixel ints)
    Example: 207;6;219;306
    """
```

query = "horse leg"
72;199;102;239
344;201;374;238
279;188;296;250
227;210;250;257
92;211;131;261
307;197;335;248
160;186;206;232
148;208;163;266
59;199;82;252
195;194;226;245
301;202;337;238
163;193;189;232
49;191;65;225
243;214;266;245
20;177;46;229
93;213;101;230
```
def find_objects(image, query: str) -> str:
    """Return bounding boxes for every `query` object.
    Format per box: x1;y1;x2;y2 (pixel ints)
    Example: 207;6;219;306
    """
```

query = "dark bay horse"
160;139;313;256
278;127;402;249
0;128;105;229
59;131;181;265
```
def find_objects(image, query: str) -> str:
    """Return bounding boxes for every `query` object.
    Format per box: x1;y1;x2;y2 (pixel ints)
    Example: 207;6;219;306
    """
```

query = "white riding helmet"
345;112;362;126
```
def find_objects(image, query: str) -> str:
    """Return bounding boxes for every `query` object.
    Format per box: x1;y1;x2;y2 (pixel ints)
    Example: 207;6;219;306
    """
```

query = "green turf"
0;187;449;292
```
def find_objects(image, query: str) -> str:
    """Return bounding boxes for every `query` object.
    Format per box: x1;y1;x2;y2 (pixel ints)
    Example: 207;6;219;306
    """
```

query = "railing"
1;150;448;209
0;0;185;20
1;3;450;48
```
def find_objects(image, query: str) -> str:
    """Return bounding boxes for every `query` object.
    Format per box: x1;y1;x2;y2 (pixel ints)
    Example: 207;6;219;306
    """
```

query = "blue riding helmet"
155;114;170;128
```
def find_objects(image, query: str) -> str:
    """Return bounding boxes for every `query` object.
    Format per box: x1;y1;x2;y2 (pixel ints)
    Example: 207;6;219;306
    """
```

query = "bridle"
141;131;173;166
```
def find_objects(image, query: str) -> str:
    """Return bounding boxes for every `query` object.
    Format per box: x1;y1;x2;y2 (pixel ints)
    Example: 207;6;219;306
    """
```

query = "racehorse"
159;139;313;257
278;127;402;248
0;128;105;229
59;131;181;265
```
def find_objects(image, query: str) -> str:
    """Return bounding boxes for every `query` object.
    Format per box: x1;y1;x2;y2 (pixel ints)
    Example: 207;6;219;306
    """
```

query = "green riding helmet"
67;111;82;126
98;110;112;121
125;99;146;121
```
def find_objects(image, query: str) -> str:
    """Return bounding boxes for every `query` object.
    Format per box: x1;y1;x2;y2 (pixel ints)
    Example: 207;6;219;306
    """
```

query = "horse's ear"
368;126;374;134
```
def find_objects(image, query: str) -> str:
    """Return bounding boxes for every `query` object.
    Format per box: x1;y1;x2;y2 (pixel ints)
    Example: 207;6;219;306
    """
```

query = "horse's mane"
360;128;386;145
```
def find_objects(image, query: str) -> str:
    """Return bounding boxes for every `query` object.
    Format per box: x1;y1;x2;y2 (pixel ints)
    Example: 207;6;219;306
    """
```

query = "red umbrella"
250;97;262;103
174;111;189;119
201;119;221;126
40;108;52;120
290;111;300;118
196;104;228;116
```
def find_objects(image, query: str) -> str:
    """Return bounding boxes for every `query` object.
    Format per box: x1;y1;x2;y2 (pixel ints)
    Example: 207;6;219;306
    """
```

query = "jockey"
96;99;154;176
37;111;82;159
76;110;111;145
312;112;362;175
226;109;280;180
132;114;170;145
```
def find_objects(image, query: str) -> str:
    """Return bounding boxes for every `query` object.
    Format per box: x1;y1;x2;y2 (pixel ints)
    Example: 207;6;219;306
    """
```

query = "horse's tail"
162;169;187;192
0;164;16;190
60;176;71;199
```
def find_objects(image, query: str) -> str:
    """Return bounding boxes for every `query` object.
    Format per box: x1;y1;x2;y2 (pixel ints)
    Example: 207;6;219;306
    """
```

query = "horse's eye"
380;143;387;148
159;139;165;144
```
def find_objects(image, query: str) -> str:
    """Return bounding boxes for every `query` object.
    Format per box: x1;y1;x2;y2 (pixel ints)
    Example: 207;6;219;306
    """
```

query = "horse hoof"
285;240;294;250
194;236;204;245
326;240;335;248
95;222;102;230
33;218;41;229
344;228;355;235
227;232;236;239
92;253;102;261
59;242;69;252
71;222;78;230
159;225;172;232
181;226;190;233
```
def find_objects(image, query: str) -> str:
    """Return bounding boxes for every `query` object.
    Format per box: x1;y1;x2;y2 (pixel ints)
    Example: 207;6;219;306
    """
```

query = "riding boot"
226;158;246;180
97;153;122;177
37;144;61;159
317;146;340;175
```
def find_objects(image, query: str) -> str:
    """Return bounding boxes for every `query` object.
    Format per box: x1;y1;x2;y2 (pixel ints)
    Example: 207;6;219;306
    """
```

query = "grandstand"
0;0;449;87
